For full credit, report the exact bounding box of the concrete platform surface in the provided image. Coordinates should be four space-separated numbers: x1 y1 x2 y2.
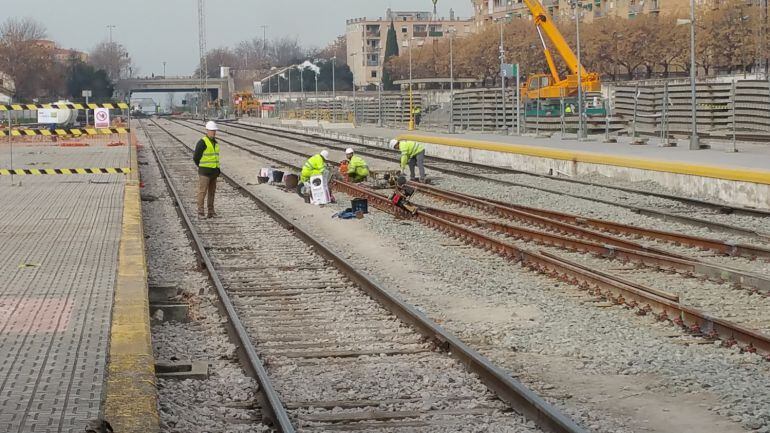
0 146 127 432
251 120 770 173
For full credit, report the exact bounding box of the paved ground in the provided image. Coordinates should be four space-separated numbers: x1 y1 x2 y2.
259 120 770 171
0 145 127 433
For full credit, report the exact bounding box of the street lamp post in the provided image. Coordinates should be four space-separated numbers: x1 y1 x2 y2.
332 56 336 122
689 0 700 150
403 38 414 130
163 61 166 77
573 1 586 140
449 28 455 133
499 20 506 133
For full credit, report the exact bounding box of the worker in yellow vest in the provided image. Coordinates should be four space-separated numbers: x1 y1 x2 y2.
389 138 426 182
344 148 369 183
193 121 221 218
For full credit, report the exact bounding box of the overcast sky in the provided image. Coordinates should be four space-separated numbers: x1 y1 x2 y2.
6 0 473 77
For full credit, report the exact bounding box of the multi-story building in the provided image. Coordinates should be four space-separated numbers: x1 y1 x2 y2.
346 9 474 88
33 40 89 63
471 0 688 24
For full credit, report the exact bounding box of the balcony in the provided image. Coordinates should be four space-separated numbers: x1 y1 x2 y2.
366 60 380 67
429 31 444 37
413 31 428 37
366 31 380 38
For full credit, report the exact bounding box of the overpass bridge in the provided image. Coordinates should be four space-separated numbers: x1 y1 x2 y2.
116 77 232 102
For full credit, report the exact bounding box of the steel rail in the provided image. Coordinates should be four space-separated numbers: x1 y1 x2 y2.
332 180 770 359
222 120 770 223
149 119 589 433
160 119 770 358
173 119 770 261
140 120 296 432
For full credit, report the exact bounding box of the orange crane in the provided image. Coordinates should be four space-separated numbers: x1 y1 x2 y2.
520 0 604 116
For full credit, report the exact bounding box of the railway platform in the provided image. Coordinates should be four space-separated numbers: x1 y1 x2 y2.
0 140 157 432
247 119 770 209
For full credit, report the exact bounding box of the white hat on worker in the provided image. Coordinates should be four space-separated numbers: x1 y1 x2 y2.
389 139 399 150
345 148 354 154
205 121 218 131
320 150 330 159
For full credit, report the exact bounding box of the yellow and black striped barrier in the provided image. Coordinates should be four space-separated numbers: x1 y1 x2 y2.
0 102 129 111
0 127 130 137
0 167 131 176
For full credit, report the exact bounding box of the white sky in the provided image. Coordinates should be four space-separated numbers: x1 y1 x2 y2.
6 0 474 76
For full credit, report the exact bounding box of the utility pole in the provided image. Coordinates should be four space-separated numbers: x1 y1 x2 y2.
499 20 506 133
332 56 336 121
260 25 268 56
163 61 166 77
197 0 208 119
449 28 455 133
688 0 699 150
573 1 586 140
106 25 116 44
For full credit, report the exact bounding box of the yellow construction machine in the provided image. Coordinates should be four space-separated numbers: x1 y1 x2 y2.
233 92 261 117
520 0 605 117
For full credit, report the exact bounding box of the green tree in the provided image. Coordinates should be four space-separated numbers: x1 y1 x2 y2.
382 20 399 90
66 61 113 100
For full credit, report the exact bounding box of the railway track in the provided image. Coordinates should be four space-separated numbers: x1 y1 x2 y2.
169 119 770 267
140 119 587 433
155 118 770 359
209 119 770 239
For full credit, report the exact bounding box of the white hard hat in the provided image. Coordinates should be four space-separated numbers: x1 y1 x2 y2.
205 121 218 131
320 150 330 159
345 148 354 154
389 139 399 150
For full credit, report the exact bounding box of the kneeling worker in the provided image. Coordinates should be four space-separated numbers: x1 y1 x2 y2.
345 148 369 183
389 138 425 183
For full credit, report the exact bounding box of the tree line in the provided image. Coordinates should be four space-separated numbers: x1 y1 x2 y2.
385 0 767 84
197 35 354 92
0 17 133 101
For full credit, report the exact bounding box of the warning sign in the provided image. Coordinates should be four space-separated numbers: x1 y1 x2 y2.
94 107 110 128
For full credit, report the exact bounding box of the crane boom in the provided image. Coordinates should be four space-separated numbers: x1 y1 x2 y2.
521 0 586 77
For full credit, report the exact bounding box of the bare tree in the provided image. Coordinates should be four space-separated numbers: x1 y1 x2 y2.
196 47 239 78
0 17 63 100
90 41 133 81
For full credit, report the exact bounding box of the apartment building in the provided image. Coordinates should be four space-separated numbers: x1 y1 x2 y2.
471 0 688 24
346 9 474 88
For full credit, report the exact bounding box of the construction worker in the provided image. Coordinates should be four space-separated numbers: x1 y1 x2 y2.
389 138 426 183
412 106 422 126
193 121 220 218
345 148 369 183
300 150 329 183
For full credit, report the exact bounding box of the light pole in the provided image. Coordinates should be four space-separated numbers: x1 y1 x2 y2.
351 53 357 123
260 25 268 55
449 28 455 133
163 61 166 77
332 56 336 121
499 19 506 133
314 68 319 122
688 0 699 150
106 25 116 44
572 1 586 140
403 38 414 130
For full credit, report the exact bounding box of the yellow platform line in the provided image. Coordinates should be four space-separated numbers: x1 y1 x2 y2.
103 143 160 432
398 134 770 185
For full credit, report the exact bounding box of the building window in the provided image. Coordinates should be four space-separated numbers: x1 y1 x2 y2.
402 26 408 33
371 71 378 78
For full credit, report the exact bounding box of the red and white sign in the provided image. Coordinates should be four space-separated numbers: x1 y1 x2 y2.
94 107 110 128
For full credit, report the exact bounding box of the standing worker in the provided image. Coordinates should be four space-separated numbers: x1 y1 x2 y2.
389 138 426 183
344 148 369 183
193 121 221 218
412 106 422 127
